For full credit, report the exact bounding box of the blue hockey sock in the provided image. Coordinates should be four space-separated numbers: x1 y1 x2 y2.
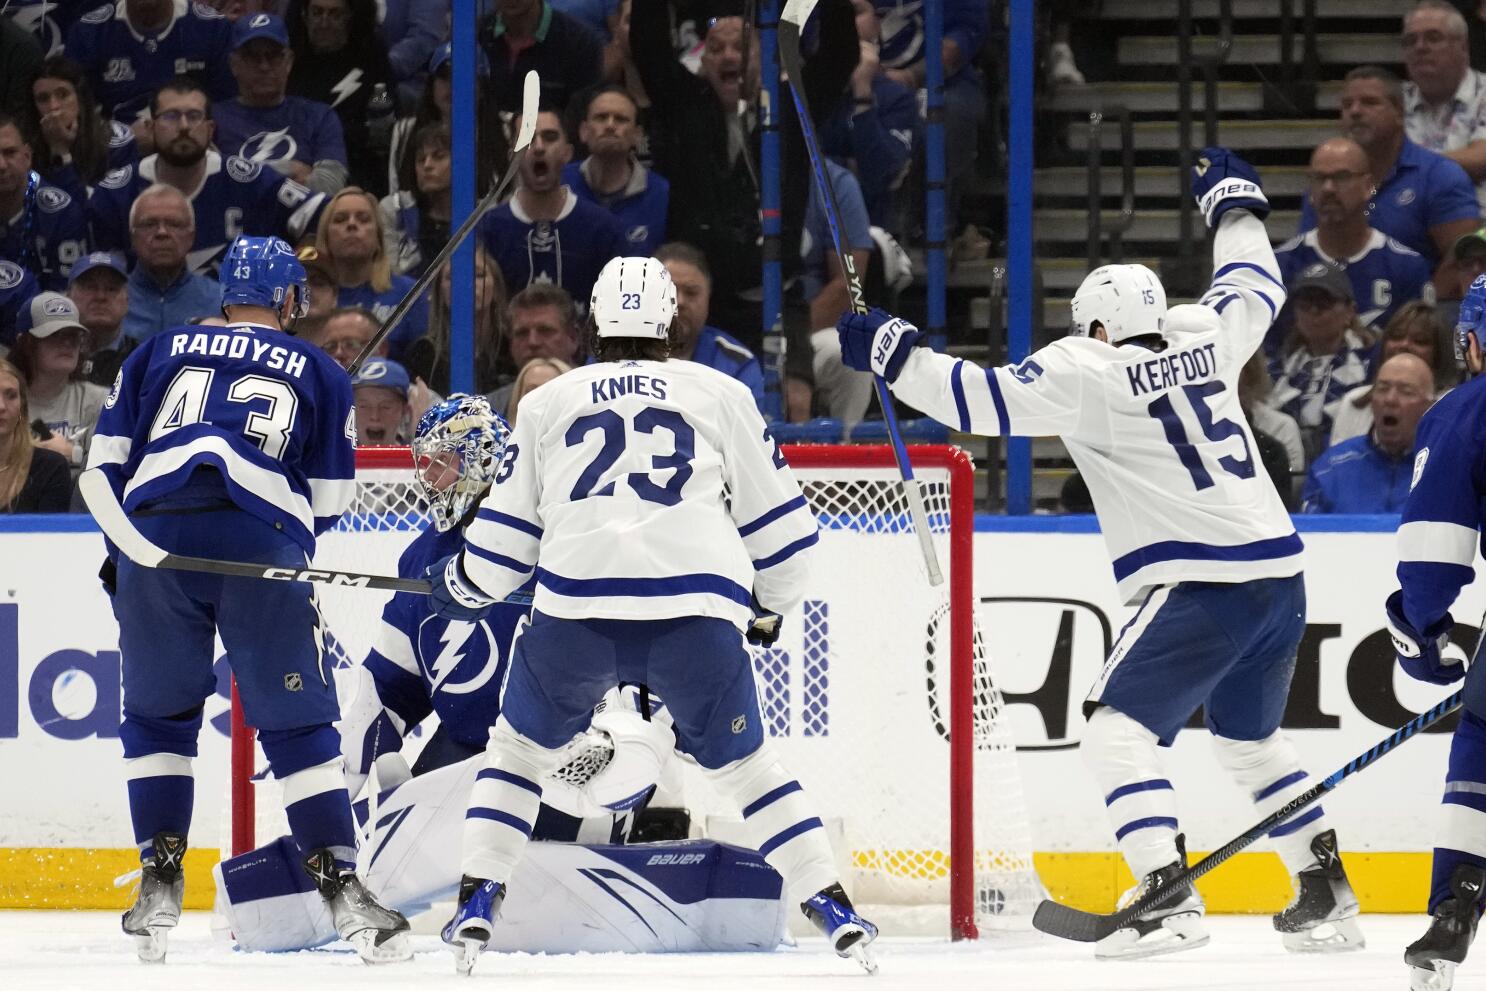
120 709 203 859
1432 711 1486 913
260 725 357 869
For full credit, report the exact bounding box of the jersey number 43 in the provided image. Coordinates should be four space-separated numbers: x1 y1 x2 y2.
150 365 298 460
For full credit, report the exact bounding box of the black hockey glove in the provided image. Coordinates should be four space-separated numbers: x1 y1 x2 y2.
99 557 117 598
746 613 783 647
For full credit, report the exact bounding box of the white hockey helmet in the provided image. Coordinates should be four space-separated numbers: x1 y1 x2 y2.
590 256 677 340
1069 264 1167 343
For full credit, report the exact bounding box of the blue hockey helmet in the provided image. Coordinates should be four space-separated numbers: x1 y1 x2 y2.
1457 273 1486 365
220 235 310 320
412 394 512 532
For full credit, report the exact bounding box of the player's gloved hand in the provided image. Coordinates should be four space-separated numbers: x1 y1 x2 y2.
1192 146 1270 227
98 556 117 598
746 594 784 646
425 553 494 622
1385 590 1465 685
837 307 923 383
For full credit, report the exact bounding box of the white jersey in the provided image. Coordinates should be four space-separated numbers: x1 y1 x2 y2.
461 358 817 628
892 212 1302 602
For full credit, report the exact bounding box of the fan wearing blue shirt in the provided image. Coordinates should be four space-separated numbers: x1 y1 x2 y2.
655 241 764 409
479 109 625 318
213 14 348 195
1301 352 1434 513
122 184 222 341
0 114 89 290
1298 67 1479 272
562 86 668 257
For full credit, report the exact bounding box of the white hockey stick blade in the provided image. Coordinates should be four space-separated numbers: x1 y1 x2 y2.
513 71 539 151
80 468 166 567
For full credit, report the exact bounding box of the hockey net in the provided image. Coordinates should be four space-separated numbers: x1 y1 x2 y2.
229 444 1043 940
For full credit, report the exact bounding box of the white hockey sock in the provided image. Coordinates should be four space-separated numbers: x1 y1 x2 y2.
706 745 839 905
461 720 563 884
1083 707 1181 880
1212 731 1327 875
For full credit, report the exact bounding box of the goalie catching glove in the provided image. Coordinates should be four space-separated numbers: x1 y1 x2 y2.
837 307 923 383
1191 146 1269 228
1384 590 1465 686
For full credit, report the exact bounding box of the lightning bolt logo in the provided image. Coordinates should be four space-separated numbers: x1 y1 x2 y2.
428 621 477 691
329 70 363 108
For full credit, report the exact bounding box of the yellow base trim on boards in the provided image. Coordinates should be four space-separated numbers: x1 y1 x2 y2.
0 848 220 910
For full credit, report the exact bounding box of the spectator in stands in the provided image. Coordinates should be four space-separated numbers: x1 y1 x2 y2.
381 123 452 277
564 86 668 256
123 184 222 341
1266 262 1378 463
382 0 449 109
1301 352 1434 513
655 241 763 405
504 355 572 422
1329 300 1456 446
1441 224 1486 325
479 109 626 313
9 291 108 475
819 0 918 234
602 0 653 127
0 358 70 513
24 57 138 197
1304 65 1479 277
0 17 44 122
297 245 339 318
66 251 135 386
1404 1 1486 212
215 0 273 22
403 246 510 396
479 0 603 115
313 186 427 358
1239 353 1304 508
316 305 385 369
65 0 236 128
215 13 349 195
485 282 581 412
351 356 412 444
87 78 326 274
0 257 41 351
388 43 506 201
1276 137 1434 345
0 115 89 291
285 0 393 192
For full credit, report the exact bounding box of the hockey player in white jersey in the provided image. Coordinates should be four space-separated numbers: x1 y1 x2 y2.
837 148 1362 959
425 256 878 975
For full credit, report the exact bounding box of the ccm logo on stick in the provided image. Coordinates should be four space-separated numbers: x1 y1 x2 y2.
260 568 371 586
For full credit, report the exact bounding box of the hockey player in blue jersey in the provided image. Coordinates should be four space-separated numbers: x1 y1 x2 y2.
838 148 1364 960
1385 274 1486 991
427 256 878 976
84 235 411 964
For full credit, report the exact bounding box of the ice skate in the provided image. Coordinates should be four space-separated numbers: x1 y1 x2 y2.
441 875 505 976
120 831 186 963
302 848 411 964
801 882 879 974
1406 864 1484 991
1096 839 1208 960
1273 829 1364 953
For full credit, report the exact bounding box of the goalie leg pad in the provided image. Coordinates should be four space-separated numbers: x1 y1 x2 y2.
1211 731 1327 874
260 726 357 868
1082 706 1181 881
706 743 838 905
121 709 202 855
1434 711 1486 914
461 717 564 883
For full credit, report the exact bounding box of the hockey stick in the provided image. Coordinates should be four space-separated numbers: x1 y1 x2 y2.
777 0 942 585
1033 689 1465 942
346 70 541 377
79 468 535 604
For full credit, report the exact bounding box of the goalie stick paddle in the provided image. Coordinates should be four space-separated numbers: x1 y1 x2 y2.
347 70 541 377
79 469 535 604
1032 689 1465 942
777 0 942 586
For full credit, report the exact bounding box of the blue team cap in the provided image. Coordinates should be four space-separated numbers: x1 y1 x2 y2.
351 358 411 396
68 251 128 285
233 12 290 51
428 42 491 78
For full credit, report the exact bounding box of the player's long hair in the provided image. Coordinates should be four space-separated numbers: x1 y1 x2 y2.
22 57 113 187
0 360 36 510
315 187 394 295
589 318 683 362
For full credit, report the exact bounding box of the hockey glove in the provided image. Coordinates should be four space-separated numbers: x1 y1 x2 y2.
1385 590 1464 686
747 613 783 647
426 553 495 622
1192 146 1270 227
98 556 117 598
838 307 923 383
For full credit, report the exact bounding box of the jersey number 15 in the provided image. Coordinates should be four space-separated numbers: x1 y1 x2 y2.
1146 381 1254 491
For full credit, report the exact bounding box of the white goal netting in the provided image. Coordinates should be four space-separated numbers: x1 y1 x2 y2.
231 444 1043 939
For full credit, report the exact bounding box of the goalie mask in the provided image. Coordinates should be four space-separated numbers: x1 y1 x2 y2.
412 394 510 532
1069 264 1166 343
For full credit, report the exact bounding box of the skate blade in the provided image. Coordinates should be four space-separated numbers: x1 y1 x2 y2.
1410 960 1457 991
452 936 485 977
132 926 169 963
347 927 412 965
1095 911 1209 961
1281 915 1365 954
846 941 878 975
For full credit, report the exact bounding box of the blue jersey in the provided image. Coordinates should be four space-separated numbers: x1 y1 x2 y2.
1 179 89 290
86 321 357 554
65 0 236 123
7 0 86 56
820 74 918 229
1274 230 1434 333
562 159 669 257
0 259 40 347
875 0 987 78
46 119 143 203
1300 434 1413 513
690 325 763 407
1394 375 1486 633
335 277 427 361
478 189 627 317
212 96 348 170
88 151 325 274
361 523 528 751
